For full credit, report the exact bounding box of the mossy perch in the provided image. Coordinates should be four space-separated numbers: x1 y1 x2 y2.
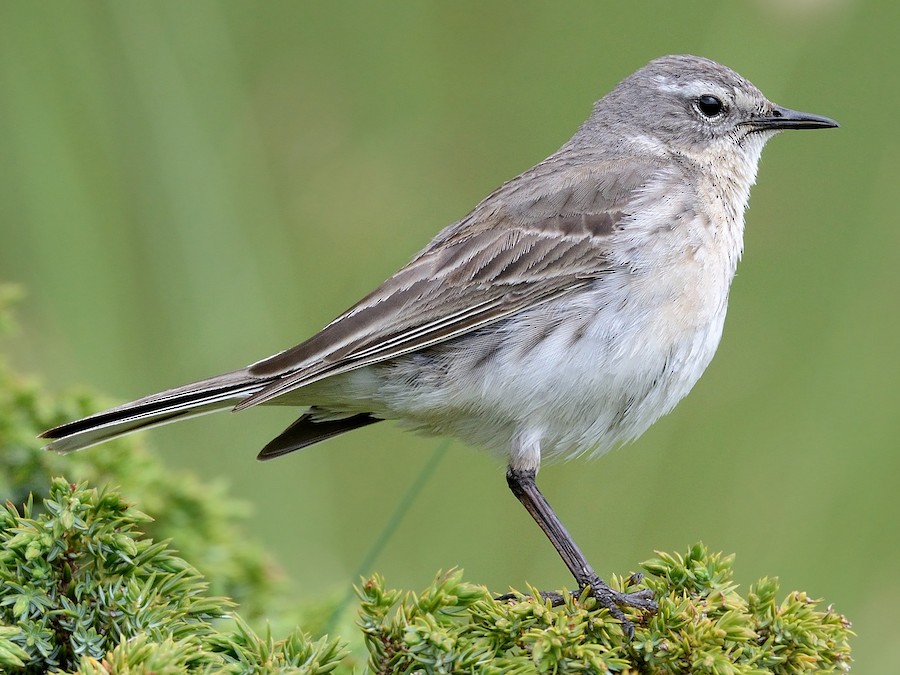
0 289 853 672
0 480 851 673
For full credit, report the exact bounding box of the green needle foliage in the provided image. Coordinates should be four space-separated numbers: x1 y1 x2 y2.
357 548 851 674
0 288 853 673
0 284 277 622
0 479 347 673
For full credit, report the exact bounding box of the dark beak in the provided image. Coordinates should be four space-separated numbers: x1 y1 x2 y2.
749 105 839 131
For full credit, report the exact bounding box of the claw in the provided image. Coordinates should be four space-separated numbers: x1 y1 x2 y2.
496 582 657 639
585 584 658 639
494 590 567 606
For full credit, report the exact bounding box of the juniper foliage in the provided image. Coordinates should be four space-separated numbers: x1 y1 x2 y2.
0 287 853 673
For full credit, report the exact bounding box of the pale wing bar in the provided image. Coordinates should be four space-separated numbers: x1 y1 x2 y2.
237 225 617 409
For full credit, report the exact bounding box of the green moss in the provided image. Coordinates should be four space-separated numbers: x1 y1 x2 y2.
0 486 852 674
356 549 851 674
0 480 346 673
0 283 277 622
0 290 853 672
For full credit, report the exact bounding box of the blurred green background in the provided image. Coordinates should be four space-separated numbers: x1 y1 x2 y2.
1 0 896 669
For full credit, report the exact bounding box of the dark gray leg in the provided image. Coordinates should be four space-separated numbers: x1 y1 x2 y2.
504 467 657 637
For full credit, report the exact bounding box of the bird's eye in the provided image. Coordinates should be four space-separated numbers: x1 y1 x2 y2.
696 94 724 117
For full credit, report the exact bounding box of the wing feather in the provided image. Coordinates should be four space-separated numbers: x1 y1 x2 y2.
237 229 610 409
237 158 659 410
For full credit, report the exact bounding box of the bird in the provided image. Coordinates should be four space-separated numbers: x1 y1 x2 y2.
42 55 838 636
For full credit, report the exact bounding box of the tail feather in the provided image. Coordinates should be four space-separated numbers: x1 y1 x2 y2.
41 369 261 454
257 412 381 460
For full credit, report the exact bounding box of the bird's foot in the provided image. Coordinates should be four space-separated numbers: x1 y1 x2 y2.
497 573 657 639
580 573 657 639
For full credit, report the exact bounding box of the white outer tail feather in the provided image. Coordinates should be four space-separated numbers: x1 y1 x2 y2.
41 369 262 454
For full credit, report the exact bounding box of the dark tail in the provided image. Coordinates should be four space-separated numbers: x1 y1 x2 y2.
256 412 380 460
41 368 261 454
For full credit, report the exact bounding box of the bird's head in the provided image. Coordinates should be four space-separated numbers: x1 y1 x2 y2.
583 55 838 179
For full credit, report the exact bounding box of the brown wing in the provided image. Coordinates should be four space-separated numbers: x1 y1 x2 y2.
237 158 658 409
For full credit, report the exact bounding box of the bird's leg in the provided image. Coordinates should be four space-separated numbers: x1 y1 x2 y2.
503 467 657 637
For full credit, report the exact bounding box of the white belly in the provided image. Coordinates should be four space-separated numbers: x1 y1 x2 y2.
327 269 729 468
